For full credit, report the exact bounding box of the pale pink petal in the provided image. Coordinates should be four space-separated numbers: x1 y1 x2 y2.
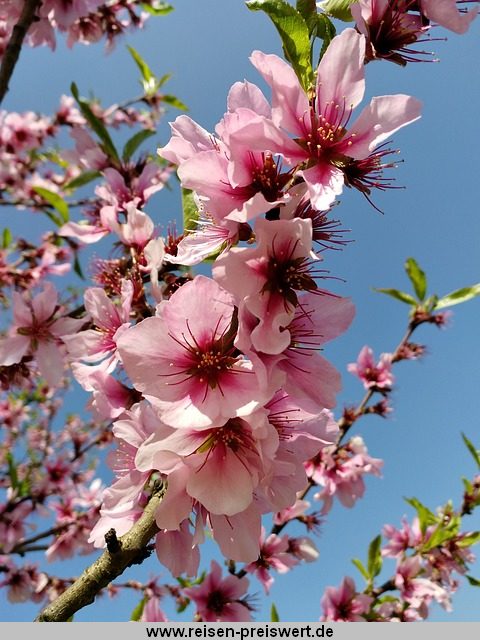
250 50 309 136
317 28 365 110
210 504 262 562
226 80 271 116
0 335 30 366
36 341 64 387
31 282 57 323
158 115 217 164
156 521 200 578
58 221 109 244
346 95 422 159
421 0 478 33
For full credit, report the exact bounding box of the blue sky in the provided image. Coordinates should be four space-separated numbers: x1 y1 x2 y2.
1 0 480 622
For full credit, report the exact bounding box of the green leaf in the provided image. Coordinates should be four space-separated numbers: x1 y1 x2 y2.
367 534 383 579
122 129 155 162
71 83 120 164
6 452 19 491
374 288 417 305
130 597 146 621
405 497 437 534
141 1 174 16
461 433 480 470
351 557 369 581
162 94 188 111
466 575 480 587
435 284 480 310
246 0 314 92
127 46 158 96
73 253 85 280
315 13 336 61
64 170 101 191
318 0 354 21
270 603 280 622
457 532 480 548
32 187 69 223
2 227 12 249
422 516 461 551
405 257 427 301
296 0 318 36
182 188 199 232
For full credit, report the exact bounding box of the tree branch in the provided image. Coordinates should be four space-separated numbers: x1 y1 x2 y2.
35 483 164 622
0 0 43 106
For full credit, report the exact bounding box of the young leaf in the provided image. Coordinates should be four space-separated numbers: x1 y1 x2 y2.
374 288 417 305
466 575 480 587
161 94 188 111
405 497 437 533
405 257 427 301
6 452 19 491
32 187 69 223
141 1 174 16
64 170 101 191
318 0 354 21
461 433 480 470
367 534 383 579
182 188 199 232
73 253 85 280
2 227 12 249
246 0 314 92
351 557 369 581
127 46 157 95
130 597 146 621
316 13 336 61
456 532 480 548
435 284 480 310
270 603 280 622
296 0 318 36
122 129 155 162
71 83 120 164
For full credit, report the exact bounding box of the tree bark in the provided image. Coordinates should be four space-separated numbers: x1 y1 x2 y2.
35 484 163 622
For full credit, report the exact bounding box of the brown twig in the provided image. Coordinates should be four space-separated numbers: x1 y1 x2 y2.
35 482 164 622
0 0 43 106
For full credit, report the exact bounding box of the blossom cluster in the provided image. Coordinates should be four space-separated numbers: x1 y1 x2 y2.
0 0 166 58
0 0 479 624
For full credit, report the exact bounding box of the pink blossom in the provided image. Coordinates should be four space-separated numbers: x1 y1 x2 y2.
184 560 253 622
347 345 394 390
63 279 133 377
245 528 298 593
233 29 421 209
0 282 84 387
351 0 429 65
214 217 318 355
117 276 272 429
308 436 383 514
141 596 168 622
321 576 373 621
382 517 425 558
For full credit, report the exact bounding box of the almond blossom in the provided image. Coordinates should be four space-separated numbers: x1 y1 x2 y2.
0 282 83 387
183 560 253 622
229 28 421 209
347 345 394 389
117 275 273 429
321 576 373 621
